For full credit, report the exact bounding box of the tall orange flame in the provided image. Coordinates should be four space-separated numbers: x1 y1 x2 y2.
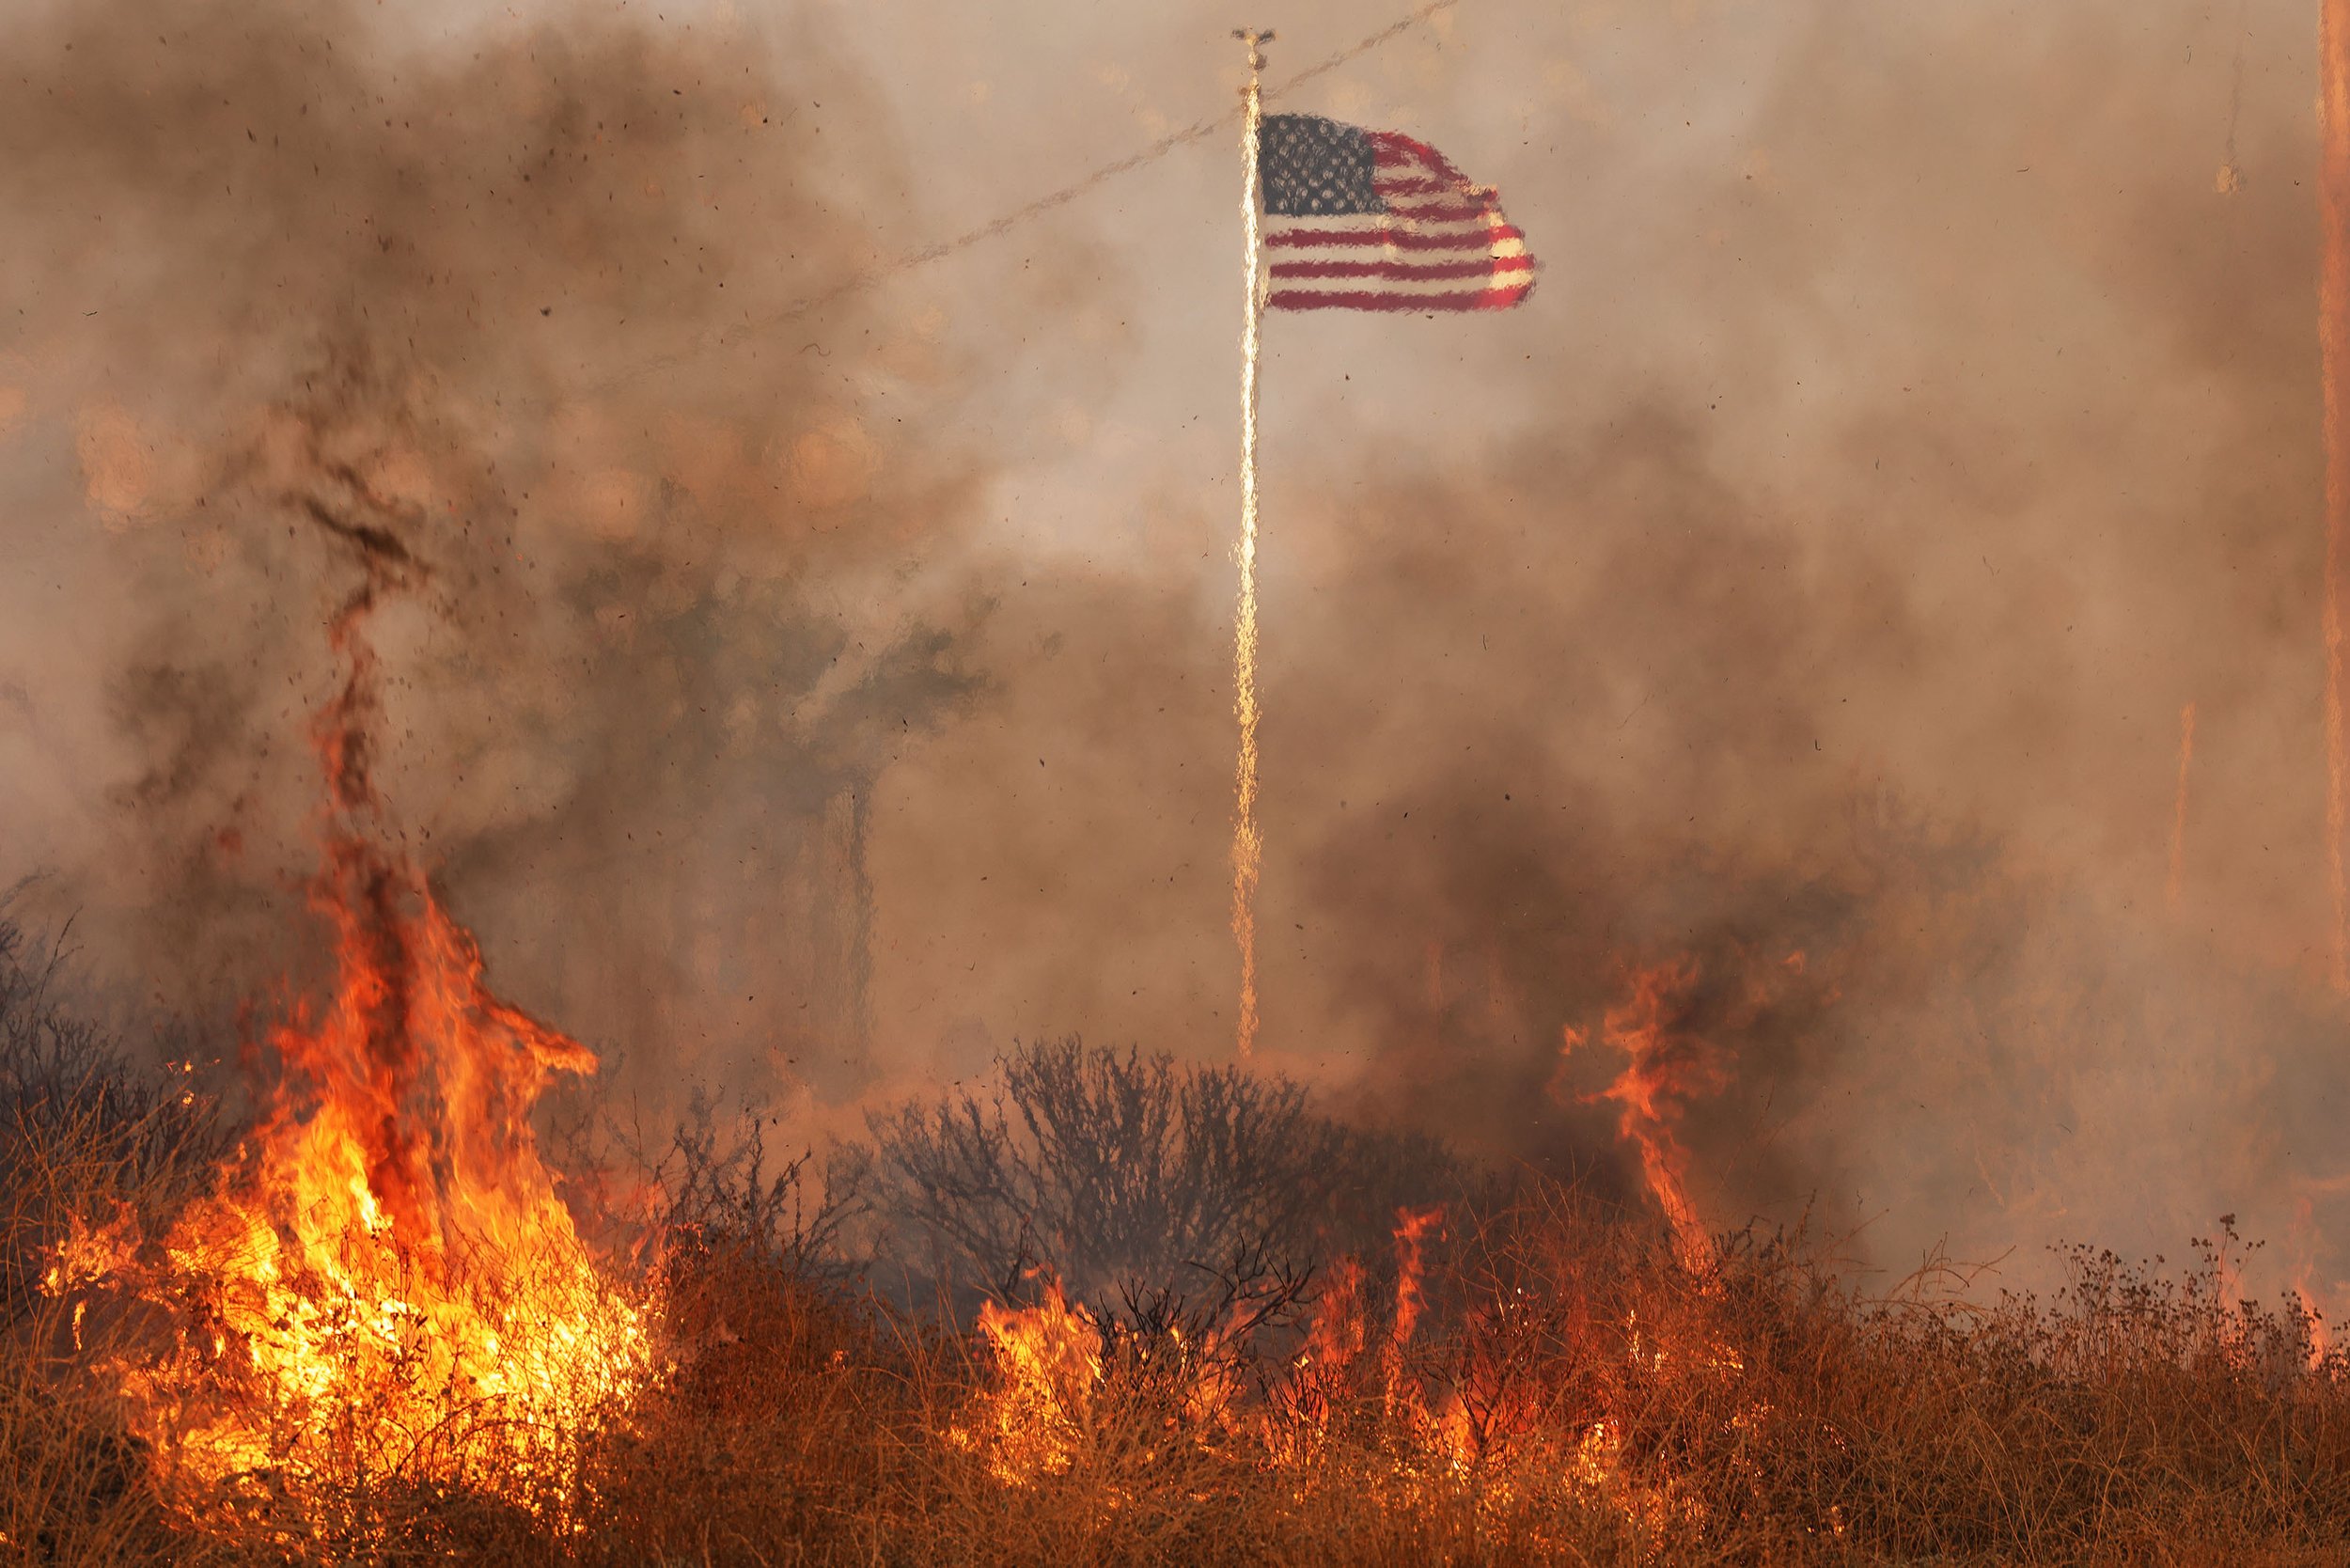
46 572 653 1515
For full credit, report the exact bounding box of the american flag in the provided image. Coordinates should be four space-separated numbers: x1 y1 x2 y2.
1258 114 1534 312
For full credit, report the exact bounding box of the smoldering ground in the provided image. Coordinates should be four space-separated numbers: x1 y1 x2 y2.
2 0 2348 1310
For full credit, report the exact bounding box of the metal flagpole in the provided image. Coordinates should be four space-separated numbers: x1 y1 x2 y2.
1231 26 1273 1058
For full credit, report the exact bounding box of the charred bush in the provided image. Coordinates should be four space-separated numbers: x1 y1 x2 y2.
630 1089 856 1278
844 1037 1467 1308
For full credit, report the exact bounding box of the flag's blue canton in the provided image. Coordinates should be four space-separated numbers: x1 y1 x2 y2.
1260 115 1382 217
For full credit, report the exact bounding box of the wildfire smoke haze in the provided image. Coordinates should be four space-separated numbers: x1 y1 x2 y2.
6 0 2350 1560
0 0 995 1108
2169 701 2197 910
2326 0 2350 989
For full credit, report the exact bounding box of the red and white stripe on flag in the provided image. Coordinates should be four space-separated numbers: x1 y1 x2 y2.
1263 132 1534 312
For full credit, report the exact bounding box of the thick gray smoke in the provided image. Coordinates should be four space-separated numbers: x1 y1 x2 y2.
3 0 2346 1310
850 0 2350 1302
0 0 1034 1110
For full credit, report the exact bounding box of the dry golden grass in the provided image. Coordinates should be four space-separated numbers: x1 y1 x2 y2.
14 1137 2350 1567
5 948 2345 1567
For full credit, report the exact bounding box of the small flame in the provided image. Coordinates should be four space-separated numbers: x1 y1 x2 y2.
2299 1285 2335 1373
2289 1188 2342 1373
954 1277 1104 1484
1302 1257 1367 1380
1559 960 1723 1271
1385 1204 1445 1424
1389 1205 1444 1351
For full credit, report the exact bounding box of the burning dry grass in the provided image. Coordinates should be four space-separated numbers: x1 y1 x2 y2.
4 996 2347 1566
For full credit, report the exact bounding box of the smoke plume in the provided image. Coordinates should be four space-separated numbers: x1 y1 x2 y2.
0 0 1024 1110
3 0 2347 1312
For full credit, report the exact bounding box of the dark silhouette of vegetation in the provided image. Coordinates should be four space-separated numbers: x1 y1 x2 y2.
843 1036 1467 1299
0 904 227 1326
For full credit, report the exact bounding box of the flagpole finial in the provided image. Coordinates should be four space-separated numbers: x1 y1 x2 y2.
1231 27 1275 75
